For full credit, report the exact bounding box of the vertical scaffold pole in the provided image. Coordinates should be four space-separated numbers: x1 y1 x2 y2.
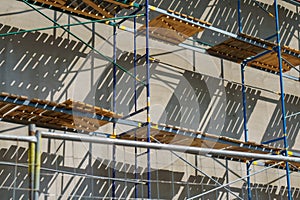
241 63 251 200
238 0 242 33
133 16 139 199
112 23 117 199
28 124 36 200
145 0 151 198
34 131 41 200
274 1 292 200
90 21 95 196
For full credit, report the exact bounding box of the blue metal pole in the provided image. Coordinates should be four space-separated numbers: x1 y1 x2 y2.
241 63 249 142
241 63 251 200
133 22 137 114
112 23 117 199
145 0 151 198
238 0 242 33
133 16 138 199
274 1 292 199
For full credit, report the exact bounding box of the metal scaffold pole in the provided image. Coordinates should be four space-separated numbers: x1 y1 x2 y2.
34 131 41 200
41 131 300 163
238 0 242 33
112 22 117 199
241 62 252 200
28 124 36 200
145 0 151 198
274 1 292 199
238 2 252 198
133 15 139 199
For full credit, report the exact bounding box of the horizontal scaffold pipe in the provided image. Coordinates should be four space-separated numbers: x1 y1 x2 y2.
0 14 143 37
0 134 37 143
41 132 300 163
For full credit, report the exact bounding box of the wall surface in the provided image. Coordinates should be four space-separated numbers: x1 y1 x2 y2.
0 0 299 199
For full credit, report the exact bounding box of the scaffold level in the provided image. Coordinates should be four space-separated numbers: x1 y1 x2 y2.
21 0 300 74
1 92 300 171
207 33 300 72
22 0 135 19
139 10 211 44
0 92 121 132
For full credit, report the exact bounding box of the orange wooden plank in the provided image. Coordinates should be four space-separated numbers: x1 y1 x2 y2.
139 14 207 44
208 34 300 72
82 0 114 18
103 0 133 8
32 0 107 19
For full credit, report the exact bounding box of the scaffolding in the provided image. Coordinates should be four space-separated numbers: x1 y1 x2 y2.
0 0 300 199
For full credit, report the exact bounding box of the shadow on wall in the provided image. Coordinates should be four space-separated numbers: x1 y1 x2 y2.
0 145 30 199
0 145 181 199
178 174 227 199
159 70 211 130
199 0 299 46
245 183 300 200
86 51 260 139
85 51 158 114
151 0 211 18
86 51 212 127
1 145 299 199
261 94 300 149
206 82 261 139
153 69 260 139
0 23 86 100
159 71 260 139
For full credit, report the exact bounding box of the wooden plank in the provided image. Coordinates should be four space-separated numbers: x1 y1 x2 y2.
29 0 108 19
0 104 20 116
146 16 188 44
206 48 243 63
3 109 25 120
162 16 202 36
139 14 207 45
208 33 300 72
282 52 300 66
0 92 11 98
0 95 121 132
52 0 66 5
61 99 121 118
0 92 28 101
82 0 114 18
103 0 133 8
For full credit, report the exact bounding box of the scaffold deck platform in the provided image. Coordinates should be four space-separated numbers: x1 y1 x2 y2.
0 92 121 132
22 0 300 74
1 92 299 171
139 10 211 44
22 0 135 19
207 33 300 72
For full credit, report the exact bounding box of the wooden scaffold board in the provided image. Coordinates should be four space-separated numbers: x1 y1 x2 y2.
1 92 300 170
0 92 121 132
119 124 300 170
23 0 135 20
139 10 211 45
207 33 300 72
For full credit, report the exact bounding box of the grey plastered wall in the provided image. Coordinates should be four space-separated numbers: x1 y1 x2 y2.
0 0 299 199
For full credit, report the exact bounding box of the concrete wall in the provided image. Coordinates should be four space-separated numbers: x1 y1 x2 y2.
0 0 299 199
